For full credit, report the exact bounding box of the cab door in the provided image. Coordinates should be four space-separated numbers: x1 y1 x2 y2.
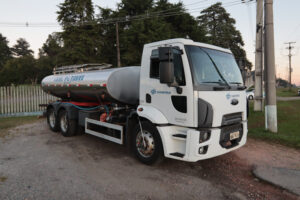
140 44 194 127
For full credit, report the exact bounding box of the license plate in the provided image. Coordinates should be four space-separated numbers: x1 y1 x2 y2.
230 131 240 140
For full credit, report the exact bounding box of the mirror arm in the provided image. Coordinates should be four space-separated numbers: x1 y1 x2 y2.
168 82 183 94
175 86 183 94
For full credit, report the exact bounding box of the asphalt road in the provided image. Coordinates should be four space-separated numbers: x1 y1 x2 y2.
0 120 298 200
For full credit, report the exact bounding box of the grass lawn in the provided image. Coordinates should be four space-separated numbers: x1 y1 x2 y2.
248 100 300 149
0 116 39 138
276 87 299 97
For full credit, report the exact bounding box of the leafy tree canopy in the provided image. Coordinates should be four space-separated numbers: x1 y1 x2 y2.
57 0 94 28
11 38 34 57
198 2 252 70
0 55 37 85
0 33 11 70
0 0 253 86
57 0 103 65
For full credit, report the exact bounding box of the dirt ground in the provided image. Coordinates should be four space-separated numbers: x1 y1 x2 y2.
0 120 299 200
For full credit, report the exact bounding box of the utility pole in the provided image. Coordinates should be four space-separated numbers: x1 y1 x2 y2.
116 22 121 67
284 42 296 90
264 0 277 132
254 0 264 111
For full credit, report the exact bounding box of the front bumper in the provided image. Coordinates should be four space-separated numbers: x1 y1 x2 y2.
157 121 247 162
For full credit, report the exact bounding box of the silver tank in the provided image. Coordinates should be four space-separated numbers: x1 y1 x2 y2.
41 66 140 105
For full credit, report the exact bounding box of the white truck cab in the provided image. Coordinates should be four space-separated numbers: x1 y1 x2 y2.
137 38 247 162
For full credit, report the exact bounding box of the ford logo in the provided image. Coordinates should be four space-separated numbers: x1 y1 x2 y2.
231 99 239 105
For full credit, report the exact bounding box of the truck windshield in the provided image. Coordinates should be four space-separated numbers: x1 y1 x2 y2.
185 45 243 88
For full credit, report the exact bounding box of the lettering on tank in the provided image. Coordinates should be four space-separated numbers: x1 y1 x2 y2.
54 75 85 83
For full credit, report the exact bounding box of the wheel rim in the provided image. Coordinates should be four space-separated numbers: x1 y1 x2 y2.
136 130 155 158
60 113 68 133
49 111 56 128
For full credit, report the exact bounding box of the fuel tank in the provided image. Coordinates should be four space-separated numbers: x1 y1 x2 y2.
41 66 140 105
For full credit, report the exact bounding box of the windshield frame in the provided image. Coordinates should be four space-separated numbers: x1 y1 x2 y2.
184 45 244 91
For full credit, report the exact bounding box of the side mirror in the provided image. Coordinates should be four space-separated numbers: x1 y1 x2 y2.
158 47 174 84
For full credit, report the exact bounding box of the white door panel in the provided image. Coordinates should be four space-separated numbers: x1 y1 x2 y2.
140 43 195 127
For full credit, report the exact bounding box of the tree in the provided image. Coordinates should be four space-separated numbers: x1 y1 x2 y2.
35 56 54 83
38 32 64 67
121 19 173 65
0 33 12 70
96 7 119 66
198 3 252 70
39 33 63 58
57 0 94 27
154 0 207 42
11 38 34 57
0 55 37 85
96 0 206 66
117 0 153 16
57 0 103 65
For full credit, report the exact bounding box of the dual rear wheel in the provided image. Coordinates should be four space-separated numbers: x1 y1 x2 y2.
46 108 77 137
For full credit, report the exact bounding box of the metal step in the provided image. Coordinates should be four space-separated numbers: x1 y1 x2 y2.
172 134 186 138
172 134 187 141
170 152 185 158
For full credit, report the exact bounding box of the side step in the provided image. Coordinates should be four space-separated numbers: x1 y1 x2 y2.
172 134 186 141
172 134 186 138
170 152 185 158
85 118 123 144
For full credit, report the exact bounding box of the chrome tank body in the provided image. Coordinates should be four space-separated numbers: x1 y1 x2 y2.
41 67 140 105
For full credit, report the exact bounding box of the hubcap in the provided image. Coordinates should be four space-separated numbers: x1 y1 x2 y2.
136 130 155 158
60 113 68 133
49 111 55 128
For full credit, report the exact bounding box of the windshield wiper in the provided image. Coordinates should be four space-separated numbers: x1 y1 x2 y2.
202 81 226 85
202 81 227 90
229 82 242 85
229 82 247 90
200 48 231 89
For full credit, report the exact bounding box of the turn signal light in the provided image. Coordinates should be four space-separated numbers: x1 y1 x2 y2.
199 131 211 143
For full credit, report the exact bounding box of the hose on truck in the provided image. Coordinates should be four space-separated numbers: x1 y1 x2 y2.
62 102 110 114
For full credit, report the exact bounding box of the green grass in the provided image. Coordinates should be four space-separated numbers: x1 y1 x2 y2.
0 116 39 138
248 101 300 149
276 87 299 97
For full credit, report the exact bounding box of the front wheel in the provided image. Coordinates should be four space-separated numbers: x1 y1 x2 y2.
132 121 163 165
58 109 77 137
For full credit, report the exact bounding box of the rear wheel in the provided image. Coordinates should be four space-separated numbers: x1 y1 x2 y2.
47 108 59 132
58 109 77 137
132 121 163 165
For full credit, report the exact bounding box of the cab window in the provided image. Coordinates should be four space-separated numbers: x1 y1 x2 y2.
149 48 185 86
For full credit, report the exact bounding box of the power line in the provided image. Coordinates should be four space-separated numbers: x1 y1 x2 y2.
0 0 255 28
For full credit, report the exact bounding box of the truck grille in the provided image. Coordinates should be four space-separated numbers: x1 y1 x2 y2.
219 124 243 149
221 112 242 126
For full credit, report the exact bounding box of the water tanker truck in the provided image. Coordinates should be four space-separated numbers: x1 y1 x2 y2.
42 38 248 164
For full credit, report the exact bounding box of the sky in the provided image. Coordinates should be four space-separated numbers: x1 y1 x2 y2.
0 0 300 85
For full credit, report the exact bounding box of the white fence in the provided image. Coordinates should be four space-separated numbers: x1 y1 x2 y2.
0 85 59 117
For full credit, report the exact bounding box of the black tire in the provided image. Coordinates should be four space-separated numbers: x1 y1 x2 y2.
58 109 77 137
132 121 164 165
47 107 59 132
